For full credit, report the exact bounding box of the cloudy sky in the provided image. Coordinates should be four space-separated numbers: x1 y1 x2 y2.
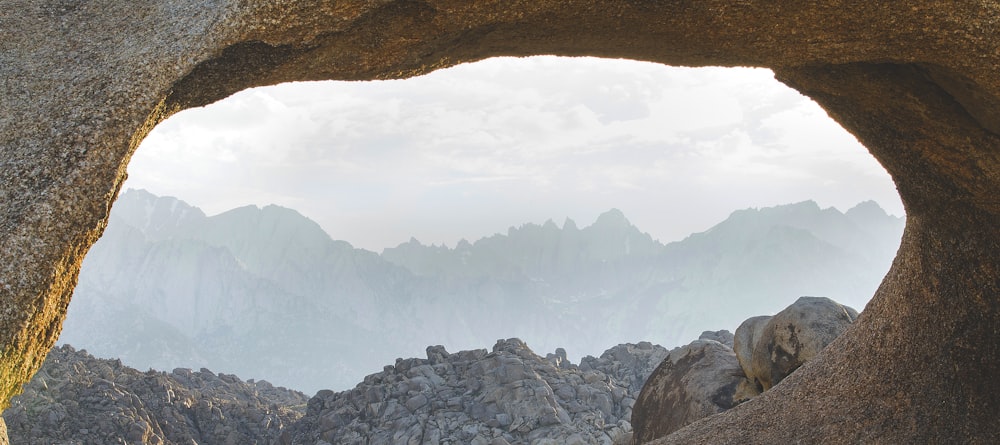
127 56 903 251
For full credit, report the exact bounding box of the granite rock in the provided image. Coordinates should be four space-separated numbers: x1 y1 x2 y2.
746 297 858 391
3 1 1000 443
280 339 668 445
4 345 309 445
630 340 744 442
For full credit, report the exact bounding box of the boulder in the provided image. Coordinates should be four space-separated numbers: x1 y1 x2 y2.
747 297 858 391
630 340 744 443
732 316 771 389
634 297 859 442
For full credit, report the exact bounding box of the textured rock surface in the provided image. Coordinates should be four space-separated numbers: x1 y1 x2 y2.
280 339 667 445
732 316 771 386
630 340 744 443
745 297 857 391
633 299 856 443
4 345 308 444
3 1 1000 443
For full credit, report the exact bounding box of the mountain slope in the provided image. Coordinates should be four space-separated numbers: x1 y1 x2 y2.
59 189 903 394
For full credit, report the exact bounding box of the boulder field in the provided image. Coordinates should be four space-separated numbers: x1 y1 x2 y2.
2 1 998 443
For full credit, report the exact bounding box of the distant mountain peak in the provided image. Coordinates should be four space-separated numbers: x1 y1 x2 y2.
593 208 630 227
560 218 577 231
113 188 206 236
846 200 891 219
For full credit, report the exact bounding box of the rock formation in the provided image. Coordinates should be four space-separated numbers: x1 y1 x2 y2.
630 339 744 443
280 339 667 445
632 300 857 442
2 1 999 443
741 297 858 391
5 340 669 444
4 345 309 444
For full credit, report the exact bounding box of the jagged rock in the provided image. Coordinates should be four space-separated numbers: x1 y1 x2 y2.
697 331 734 349
746 297 858 391
630 340 744 443
280 339 667 445
4 345 309 445
3 2 1000 444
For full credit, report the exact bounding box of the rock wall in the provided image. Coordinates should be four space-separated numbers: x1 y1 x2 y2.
2 1 999 443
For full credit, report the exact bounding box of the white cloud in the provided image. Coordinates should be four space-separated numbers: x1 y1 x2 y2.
127 57 902 251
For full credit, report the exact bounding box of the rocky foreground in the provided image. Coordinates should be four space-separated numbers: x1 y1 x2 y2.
3 296 859 444
3 345 309 444
4 296 858 445
4 339 671 444
278 339 671 445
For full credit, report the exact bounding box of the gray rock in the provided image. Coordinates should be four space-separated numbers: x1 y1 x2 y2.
747 296 858 390
732 315 772 393
698 330 735 348
4 345 309 445
281 339 667 445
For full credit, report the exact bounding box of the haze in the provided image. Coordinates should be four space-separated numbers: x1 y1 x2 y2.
126 56 903 251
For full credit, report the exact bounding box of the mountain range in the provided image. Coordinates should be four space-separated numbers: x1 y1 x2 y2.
58 189 903 394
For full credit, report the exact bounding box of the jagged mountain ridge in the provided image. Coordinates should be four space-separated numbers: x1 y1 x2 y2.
59 189 903 394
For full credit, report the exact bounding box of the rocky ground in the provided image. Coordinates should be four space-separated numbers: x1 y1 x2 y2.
4 339 671 445
3 345 309 444
4 297 854 444
278 338 672 445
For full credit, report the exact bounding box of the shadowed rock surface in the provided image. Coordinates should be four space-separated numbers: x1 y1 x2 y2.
630 340 744 443
3 1 999 443
3 345 308 445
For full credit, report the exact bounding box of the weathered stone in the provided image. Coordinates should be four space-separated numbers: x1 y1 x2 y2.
281 339 666 444
634 297 858 442
746 297 857 391
630 340 744 443
698 330 734 349
4 345 309 445
3 2 1000 443
732 316 770 389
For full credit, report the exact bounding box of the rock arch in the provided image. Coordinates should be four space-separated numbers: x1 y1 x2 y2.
1 1 997 443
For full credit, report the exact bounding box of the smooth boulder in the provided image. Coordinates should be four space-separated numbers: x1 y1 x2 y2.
631 340 744 443
746 297 858 391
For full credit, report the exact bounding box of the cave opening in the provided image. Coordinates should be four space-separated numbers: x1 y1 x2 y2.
55 57 904 395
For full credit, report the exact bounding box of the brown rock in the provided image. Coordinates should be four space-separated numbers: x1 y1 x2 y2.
3 2 999 444
631 340 744 443
732 315 770 388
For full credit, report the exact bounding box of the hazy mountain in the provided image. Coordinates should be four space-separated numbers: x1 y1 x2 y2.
59 189 903 394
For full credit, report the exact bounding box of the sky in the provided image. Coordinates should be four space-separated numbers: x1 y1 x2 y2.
127 56 903 252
